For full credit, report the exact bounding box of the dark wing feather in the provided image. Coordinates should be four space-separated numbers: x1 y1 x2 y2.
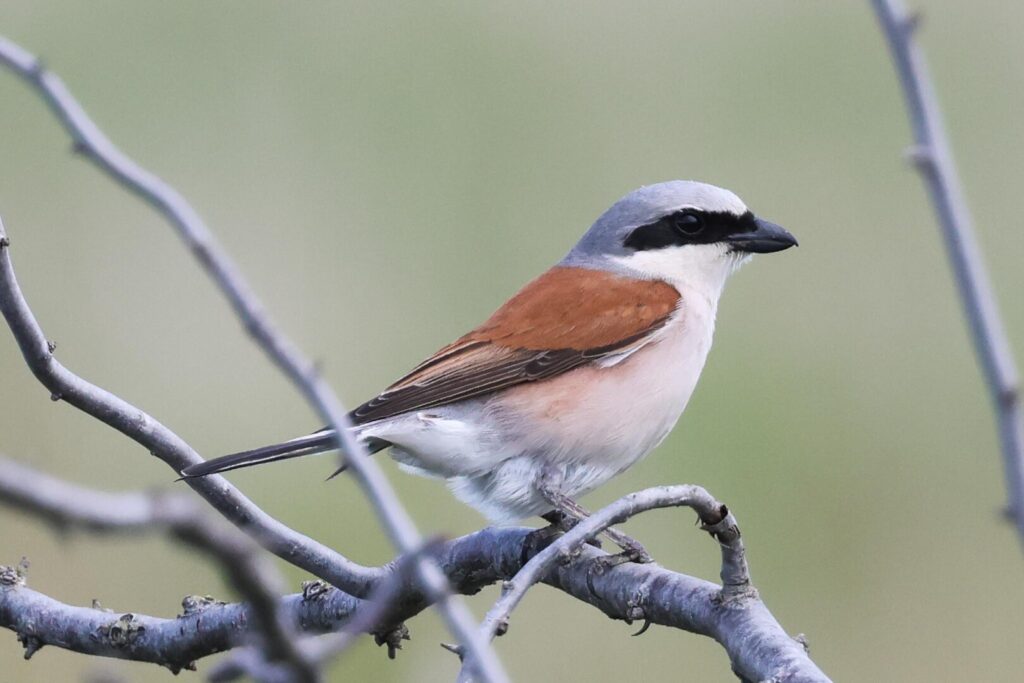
350 266 681 425
349 324 665 425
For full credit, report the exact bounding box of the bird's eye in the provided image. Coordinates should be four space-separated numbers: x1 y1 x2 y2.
672 212 704 236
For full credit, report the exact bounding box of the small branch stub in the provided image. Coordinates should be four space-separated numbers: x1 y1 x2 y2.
899 9 924 35
374 623 410 660
441 642 466 660
19 633 43 659
903 144 933 169
0 565 26 587
179 595 225 616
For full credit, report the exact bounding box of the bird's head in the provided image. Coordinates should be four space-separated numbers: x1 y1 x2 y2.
563 180 797 296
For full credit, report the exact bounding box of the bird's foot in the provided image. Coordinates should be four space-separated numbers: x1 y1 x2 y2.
601 529 652 565
540 509 576 532
593 547 652 571
540 510 603 549
522 523 563 563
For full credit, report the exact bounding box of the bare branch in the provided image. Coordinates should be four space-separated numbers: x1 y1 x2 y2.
1 578 341 674
0 214 381 594
0 455 316 681
0 455 826 680
0 34 504 679
0 456 177 532
1 516 828 681
870 0 1024 545
475 486 749 648
460 486 824 683
208 539 441 682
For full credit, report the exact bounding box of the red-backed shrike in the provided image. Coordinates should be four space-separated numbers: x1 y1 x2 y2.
183 181 796 556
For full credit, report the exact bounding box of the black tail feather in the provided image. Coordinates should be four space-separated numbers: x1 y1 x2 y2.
180 432 390 479
324 437 390 480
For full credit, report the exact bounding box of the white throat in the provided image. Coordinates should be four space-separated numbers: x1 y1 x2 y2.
608 244 751 304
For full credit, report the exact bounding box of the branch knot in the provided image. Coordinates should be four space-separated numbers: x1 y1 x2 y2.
301 579 332 602
899 10 924 36
179 594 225 617
700 505 740 543
0 566 24 587
0 558 29 587
99 613 146 648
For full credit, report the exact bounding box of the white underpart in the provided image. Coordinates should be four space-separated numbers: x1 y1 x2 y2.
358 243 751 524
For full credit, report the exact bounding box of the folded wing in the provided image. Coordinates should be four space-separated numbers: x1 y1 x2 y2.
351 266 680 424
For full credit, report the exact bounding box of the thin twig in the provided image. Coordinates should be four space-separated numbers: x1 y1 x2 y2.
459 485 757 682
0 214 380 594
0 455 316 681
0 34 505 679
870 0 1024 546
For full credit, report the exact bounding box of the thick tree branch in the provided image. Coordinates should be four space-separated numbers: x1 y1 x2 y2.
870 0 1024 545
0 34 504 680
0 456 827 681
0 577 352 675
0 529 829 681
0 455 316 681
2 533 828 682
0 450 826 680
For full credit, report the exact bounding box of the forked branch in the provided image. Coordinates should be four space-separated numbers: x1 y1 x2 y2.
1 457 828 681
458 484 771 682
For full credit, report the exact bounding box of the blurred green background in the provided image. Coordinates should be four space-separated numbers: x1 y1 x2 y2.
1 1 1023 681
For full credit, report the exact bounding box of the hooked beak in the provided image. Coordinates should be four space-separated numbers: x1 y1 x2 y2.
726 217 798 254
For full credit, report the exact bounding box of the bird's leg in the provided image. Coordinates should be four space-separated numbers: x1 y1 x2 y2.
540 509 575 532
522 518 564 564
540 509 603 549
536 467 651 564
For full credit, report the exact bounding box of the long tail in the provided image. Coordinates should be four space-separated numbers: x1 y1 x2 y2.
179 431 390 479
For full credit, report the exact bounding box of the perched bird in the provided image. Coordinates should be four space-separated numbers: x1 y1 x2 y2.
182 181 796 556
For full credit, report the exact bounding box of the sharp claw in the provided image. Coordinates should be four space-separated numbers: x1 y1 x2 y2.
610 539 652 565
593 548 651 571
601 527 652 564
631 619 653 637
622 547 653 565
